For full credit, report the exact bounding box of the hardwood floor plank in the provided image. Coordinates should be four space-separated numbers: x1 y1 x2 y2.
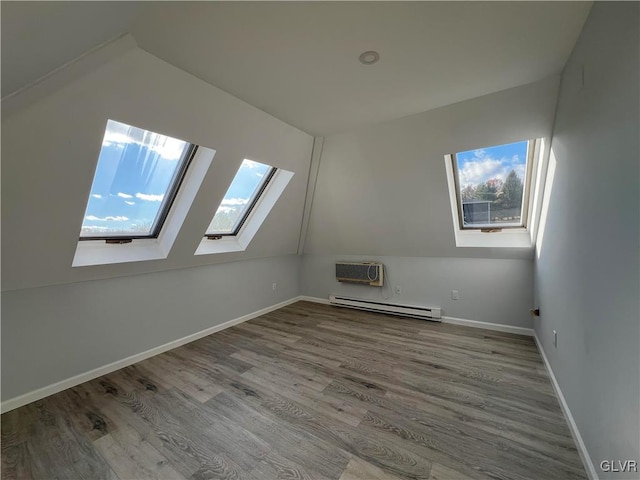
48 388 114 443
428 462 476 480
240 367 366 427
29 400 119 479
206 391 350 480
1 301 586 480
141 353 225 403
339 456 406 480
93 429 185 480
249 449 333 480
256 394 433 479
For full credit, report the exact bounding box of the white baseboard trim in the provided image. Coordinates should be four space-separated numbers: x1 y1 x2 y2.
533 332 598 480
442 315 534 336
1 296 303 414
300 296 534 336
298 295 331 305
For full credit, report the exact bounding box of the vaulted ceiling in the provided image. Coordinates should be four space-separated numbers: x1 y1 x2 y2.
2 1 592 135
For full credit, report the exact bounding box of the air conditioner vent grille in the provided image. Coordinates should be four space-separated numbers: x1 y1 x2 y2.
335 262 383 287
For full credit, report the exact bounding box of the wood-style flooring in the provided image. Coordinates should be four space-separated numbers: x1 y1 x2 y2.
1 301 586 480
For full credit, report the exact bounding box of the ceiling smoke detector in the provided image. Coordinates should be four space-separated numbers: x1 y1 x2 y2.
359 51 380 65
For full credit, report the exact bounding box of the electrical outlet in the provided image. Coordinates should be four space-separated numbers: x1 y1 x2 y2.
272 282 277 291
395 286 401 295
553 330 557 348
451 290 459 300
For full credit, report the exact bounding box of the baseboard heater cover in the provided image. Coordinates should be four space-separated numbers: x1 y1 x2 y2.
329 294 441 321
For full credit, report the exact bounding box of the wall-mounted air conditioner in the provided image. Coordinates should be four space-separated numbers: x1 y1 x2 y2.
335 261 383 287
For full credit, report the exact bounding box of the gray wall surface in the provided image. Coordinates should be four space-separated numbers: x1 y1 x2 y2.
302 254 533 329
1 44 313 291
299 67 556 333
1 255 300 402
534 3 640 478
303 77 559 259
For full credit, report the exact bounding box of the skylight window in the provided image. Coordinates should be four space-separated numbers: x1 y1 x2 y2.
80 120 196 240
205 159 276 237
444 138 547 249
452 140 532 229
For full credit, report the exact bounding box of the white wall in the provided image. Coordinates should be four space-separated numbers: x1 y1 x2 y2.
534 3 639 478
304 77 559 259
1 40 313 291
302 254 533 328
1 39 313 404
1 254 300 402
301 78 560 328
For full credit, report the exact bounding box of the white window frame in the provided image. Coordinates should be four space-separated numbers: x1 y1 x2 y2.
72 147 216 266
444 138 549 248
205 163 277 237
195 168 294 256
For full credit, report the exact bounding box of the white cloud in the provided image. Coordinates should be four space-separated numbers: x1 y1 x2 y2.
241 159 263 169
221 197 248 206
458 151 525 186
135 192 164 202
216 206 237 214
85 215 129 221
81 226 111 233
117 192 133 199
459 159 504 186
102 124 187 161
125 201 135 205
92 194 103 199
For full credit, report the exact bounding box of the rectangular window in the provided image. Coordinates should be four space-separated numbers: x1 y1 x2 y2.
452 140 533 229
205 159 276 237
80 120 196 240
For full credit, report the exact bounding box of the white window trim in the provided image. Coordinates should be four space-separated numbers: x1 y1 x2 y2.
72 147 216 267
444 138 549 249
195 168 294 256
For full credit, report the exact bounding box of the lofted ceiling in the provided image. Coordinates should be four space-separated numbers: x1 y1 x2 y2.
2 2 591 135
1 1 144 97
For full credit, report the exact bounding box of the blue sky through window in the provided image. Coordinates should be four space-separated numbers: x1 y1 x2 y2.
206 159 273 234
455 140 529 226
80 120 190 237
456 141 528 187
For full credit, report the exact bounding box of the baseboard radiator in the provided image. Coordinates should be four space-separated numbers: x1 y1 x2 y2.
329 294 442 321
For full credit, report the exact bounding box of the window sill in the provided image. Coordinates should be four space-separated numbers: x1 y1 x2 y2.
72 147 215 267
195 168 294 256
453 228 534 248
194 235 247 256
444 138 549 250
72 239 167 266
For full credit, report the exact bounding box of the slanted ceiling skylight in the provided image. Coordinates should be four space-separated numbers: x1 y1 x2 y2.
80 120 195 241
73 119 215 267
75 119 290 265
205 159 275 238
453 140 531 230
444 137 547 249
195 161 294 256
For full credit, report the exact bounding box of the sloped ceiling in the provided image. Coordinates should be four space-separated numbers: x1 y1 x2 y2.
1 1 144 96
2 1 592 135
0 2 593 289
1 46 313 291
